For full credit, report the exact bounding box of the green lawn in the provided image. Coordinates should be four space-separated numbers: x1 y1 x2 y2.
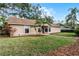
53 32 75 37
0 34 75 56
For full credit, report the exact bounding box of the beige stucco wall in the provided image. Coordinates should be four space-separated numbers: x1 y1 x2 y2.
30 27 37 35
10 25 30 36
10 25 42 36
10 25 60 36
50 27 60 33
30 27 43 35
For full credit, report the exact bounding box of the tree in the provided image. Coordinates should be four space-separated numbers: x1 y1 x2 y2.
0 4 8 27
33 5 54 33
0 3 54 27
14 3 33 18
0 16 6 27
0 3 54 24
65 7 79 29
44 16 54 25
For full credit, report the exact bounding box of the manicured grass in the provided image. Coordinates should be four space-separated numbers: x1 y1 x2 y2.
0 35 75 56
53 32 75 37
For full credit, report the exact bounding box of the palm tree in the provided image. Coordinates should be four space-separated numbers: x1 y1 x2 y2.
65 7 79 29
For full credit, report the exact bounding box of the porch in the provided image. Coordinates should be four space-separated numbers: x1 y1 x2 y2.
37 26 51 35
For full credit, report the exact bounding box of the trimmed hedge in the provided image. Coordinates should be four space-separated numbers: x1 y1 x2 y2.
61 29 74 32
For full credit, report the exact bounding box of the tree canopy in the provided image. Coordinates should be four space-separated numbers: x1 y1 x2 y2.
0 3 54 27
65 7 79 29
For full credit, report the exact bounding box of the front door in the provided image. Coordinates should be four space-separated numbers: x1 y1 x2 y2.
41 26 48 33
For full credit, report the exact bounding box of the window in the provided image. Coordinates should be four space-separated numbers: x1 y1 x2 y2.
49 28 51 32
38 28 41 32
25 28 29 33
45 28 48 32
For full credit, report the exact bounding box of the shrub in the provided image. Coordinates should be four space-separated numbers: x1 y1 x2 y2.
61 29 74 32
74 27 79 36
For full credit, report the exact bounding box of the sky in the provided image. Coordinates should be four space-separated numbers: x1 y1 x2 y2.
35 3 79 23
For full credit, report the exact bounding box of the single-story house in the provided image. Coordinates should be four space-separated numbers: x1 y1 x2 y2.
60 25 74 32
4 16 60 36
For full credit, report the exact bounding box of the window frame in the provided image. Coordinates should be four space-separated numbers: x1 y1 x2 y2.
25 28 29 33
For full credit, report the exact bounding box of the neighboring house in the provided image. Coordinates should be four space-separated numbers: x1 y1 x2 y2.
5 16 60 36
60 25 74 32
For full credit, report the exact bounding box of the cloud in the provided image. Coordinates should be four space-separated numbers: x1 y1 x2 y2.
40 7 56 18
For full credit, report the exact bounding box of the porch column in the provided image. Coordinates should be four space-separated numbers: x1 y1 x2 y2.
48 27 49 33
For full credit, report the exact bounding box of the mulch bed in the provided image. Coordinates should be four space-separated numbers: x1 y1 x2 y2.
47 37 79 56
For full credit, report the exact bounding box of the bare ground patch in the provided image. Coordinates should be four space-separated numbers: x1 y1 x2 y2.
46 37 79 56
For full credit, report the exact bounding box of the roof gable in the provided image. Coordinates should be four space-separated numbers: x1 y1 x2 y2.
6 16 60 28
6 16 36 25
